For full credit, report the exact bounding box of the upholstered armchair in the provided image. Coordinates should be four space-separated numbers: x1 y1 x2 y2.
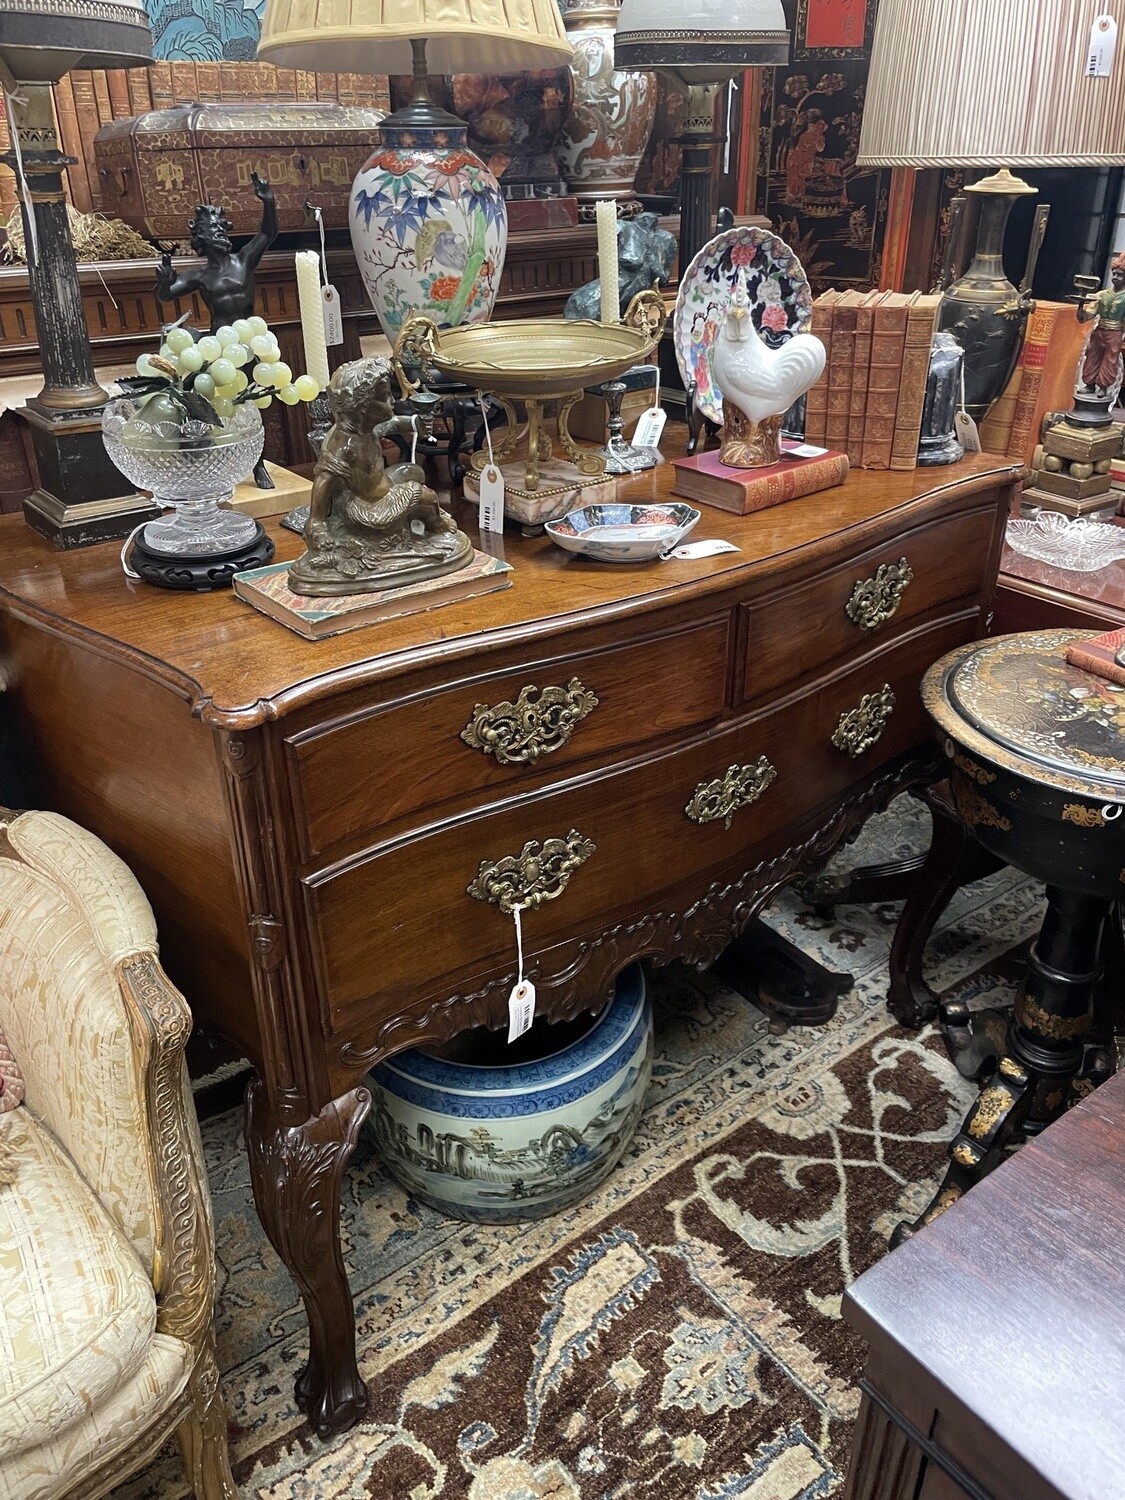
0 809 236 1500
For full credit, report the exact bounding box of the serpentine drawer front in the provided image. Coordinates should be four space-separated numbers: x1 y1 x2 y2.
739 505 997 703
304 610 973 1041
286 616 730 857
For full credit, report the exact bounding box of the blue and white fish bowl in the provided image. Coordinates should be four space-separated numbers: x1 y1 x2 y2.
368 964 652 1223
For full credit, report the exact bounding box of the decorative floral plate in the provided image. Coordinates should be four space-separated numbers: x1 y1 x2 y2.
546 502 700 562
1005 512 1125 572
673 226 814 426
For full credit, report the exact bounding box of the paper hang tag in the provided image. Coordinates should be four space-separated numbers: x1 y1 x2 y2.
508 979 537 1043
954 410 982 453
478 464 506 533
632 405 667 450
1088 14 1118 75
321 284 344 345
668 538 741 560
785 442 829 458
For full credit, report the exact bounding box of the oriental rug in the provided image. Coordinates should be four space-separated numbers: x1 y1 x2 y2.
111 800 1042 1499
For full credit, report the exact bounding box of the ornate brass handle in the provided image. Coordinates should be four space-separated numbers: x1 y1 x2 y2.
392 313 441 398
845 557 913 631
685 757 777 829
831 685 896 758
621 286 668 345
461 679 599 766
467 829 595 913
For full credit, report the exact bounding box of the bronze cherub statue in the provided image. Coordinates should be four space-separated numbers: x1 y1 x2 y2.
288 356 472 597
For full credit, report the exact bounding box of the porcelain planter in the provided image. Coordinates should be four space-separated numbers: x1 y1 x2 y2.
368 964 652 1222
558 0 657 206
350 115 507 340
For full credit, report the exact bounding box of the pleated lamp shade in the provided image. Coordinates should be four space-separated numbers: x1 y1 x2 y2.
0 0 151 81
258 0 572 74
858 0 1125 168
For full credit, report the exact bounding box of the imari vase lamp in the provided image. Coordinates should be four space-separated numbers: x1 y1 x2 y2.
257 0 573 339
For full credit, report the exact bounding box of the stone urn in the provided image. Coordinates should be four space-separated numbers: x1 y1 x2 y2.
558 0 657 209
390 69 574 200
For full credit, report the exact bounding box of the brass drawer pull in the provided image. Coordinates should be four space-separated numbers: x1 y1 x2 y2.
832 685 896 757
685 757 777 829
845 557 913 631
461 678 599 766
467 829 595 913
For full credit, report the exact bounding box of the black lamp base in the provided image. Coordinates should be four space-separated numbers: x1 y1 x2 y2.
126 523 275 591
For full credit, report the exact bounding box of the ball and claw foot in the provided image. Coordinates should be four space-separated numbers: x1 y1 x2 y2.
294 1362 368 1439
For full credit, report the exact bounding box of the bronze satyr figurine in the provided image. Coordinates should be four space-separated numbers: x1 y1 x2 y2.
288 357 473 597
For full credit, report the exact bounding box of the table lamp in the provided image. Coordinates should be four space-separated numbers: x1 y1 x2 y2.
258 0 572 339
613 0 788 273
0 0 160 546
857 0 1125 423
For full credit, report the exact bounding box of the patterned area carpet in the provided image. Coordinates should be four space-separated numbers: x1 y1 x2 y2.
113 800 1042 1499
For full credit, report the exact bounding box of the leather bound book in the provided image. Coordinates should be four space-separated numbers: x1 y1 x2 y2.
296 71 319 100
1065 627 1125 685
105 69 132 119
804 289 839 446
890 292 942 472
672 446 850 514
170 62 200 106
149 62 175 109
826 289 863 453
862 291 909 469
848 289 882 463
0 100 15 217
1006 303 1061 461
126 66 153 114
1007 304 1086 464
195 62 222 102
52 76 90 213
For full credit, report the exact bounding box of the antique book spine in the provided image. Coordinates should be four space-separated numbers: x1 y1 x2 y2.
170 62 199 107
889 294 942 472
1065 628 1125 686
149 63 176 110
862 294 907 469
274 68 297 100
804 289 838 446
1007 304 1061 462
672 452 850 513
127 66 153 114
296 71 319 101
847 291 879 462
105 69 131 120
316 72 341 101
0 99 15 218
218 63 243 100
52 75 91 213
825 296 859 453
1008 305 1086 464
195 63 222 101
978 362 1024 454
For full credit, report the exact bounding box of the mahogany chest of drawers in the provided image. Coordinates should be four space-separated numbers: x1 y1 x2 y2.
0 450 1020 1436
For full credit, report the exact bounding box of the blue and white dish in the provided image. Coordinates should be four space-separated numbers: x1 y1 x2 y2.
545 502 701 562
367 964 652 1222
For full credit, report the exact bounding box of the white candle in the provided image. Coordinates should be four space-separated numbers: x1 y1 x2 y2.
596 199 619 324
295 249 330 392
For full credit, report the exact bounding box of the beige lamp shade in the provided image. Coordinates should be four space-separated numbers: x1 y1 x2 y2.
257 0 572 74
857 0 1125 168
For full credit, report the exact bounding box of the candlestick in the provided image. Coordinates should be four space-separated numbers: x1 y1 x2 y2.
295 250 331 391
595 199 619 325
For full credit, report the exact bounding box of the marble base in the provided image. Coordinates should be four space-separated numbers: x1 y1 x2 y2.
465 459 619 534
229 462 312 519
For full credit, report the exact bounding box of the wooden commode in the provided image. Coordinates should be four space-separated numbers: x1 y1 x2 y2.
0 447 1020 1437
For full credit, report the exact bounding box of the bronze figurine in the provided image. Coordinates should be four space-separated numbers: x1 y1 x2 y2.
563 211 675 322
288 357 472 597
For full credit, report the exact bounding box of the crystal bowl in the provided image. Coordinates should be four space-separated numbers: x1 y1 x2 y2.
1005 511 1125 573
546 502 701 562
102 396 264 556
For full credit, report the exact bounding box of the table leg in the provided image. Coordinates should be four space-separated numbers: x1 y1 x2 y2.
893 886 1112 1245
245 1077 371 1437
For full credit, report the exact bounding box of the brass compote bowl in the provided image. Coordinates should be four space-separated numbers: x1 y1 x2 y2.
394 290 666 492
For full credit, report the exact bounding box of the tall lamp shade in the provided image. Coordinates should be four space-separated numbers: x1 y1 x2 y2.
257 0 572 74
857 0 1125 425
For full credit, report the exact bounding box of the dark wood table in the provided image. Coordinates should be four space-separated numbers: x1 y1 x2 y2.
0 447 1020 1436
844 1066 1125 1500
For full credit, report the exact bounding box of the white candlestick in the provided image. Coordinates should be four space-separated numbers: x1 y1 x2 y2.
596 199 619 324
295 249 330 392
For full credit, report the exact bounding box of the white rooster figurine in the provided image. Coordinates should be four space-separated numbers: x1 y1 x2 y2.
712 271 826 467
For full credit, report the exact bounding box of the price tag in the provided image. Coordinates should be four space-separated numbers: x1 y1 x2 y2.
508 978 537 1043
1088 13 1118 75
632 405 667 450
321 284 344 345
478 463 506 533
667 539 741 560
784 442 829 458
954 410 982 453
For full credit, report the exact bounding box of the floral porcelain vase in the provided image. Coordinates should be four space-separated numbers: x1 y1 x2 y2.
368 964 652 1222
558 0 657 207
350 110 507 339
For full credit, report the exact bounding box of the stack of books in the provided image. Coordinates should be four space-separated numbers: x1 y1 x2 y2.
978 301 1086 464
804 289 942 471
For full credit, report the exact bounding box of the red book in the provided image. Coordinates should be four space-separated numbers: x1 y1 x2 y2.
1065 627 1125 685
672 446 850 514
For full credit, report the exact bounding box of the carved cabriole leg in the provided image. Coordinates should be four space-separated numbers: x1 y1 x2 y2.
176 1332 238 1500
245 1078 372 1438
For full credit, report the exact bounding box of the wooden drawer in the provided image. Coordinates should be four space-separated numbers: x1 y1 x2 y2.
740 505 997 705
286 616 730 857
303 610 975 1038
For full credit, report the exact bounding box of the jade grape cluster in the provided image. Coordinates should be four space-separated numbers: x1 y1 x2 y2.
135 316 320 416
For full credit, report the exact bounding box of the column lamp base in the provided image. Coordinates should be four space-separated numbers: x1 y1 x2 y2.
19 402 159 549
